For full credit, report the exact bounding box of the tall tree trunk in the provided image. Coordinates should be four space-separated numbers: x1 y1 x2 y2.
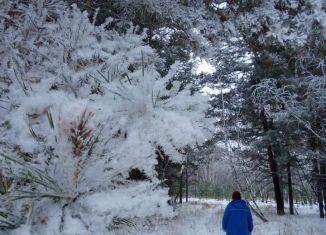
185 167 189 203
268 144 285 215
287 161 294 215
313 159 325 218
179 171 183 204
323 189 326 218
321 162 326 216
317 182 324 218
261 109 284 215
310 113 325 218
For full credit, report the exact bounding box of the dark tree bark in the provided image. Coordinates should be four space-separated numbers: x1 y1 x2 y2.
155 146 182 197
179 171 183 204
317 184 324 218
312 159 324 218
267 145 285 215
287 161 294 215
261 109 285 215
309 112 325 218
321 162 326 216
185 167 189 203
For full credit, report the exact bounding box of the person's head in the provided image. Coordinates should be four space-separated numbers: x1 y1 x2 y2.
232 191 241 201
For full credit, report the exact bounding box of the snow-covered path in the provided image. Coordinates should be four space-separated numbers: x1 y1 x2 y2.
141 200 224 235
119 199 326 235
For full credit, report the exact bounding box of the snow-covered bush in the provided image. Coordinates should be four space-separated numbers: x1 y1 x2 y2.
0 0 212 233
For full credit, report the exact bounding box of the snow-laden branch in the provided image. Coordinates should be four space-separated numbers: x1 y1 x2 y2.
252 77 326 142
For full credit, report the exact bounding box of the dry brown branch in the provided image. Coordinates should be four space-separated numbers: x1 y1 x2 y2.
0 171 9 194
69 110 94 196
70 110 93 157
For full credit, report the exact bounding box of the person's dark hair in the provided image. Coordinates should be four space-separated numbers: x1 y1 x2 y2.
232 191 241 200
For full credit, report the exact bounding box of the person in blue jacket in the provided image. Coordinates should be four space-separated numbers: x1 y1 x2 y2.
222 191 253 235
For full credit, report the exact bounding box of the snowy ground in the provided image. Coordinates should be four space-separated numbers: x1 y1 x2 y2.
113 198 326 235
7 198 326 235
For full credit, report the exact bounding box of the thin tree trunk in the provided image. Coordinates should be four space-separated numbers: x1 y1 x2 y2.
179 171 183 204
323 188 326 218
185 167 189 202
317 185 324 218
268 144 285 215
321 162 326 216
248 203 269 223
287 161 294 215
229 152 268 222
313 159 324 218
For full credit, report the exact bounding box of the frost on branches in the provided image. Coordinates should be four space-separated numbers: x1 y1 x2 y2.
0 1 212 234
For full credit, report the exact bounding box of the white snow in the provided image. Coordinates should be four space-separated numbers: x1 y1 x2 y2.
8 198 326 235
108 198 326 235
191 55 216 75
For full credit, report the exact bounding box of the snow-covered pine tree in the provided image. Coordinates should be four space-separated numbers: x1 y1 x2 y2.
0 1 213 233
214 0 326 216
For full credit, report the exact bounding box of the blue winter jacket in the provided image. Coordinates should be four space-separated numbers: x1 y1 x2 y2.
222 199 253 235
